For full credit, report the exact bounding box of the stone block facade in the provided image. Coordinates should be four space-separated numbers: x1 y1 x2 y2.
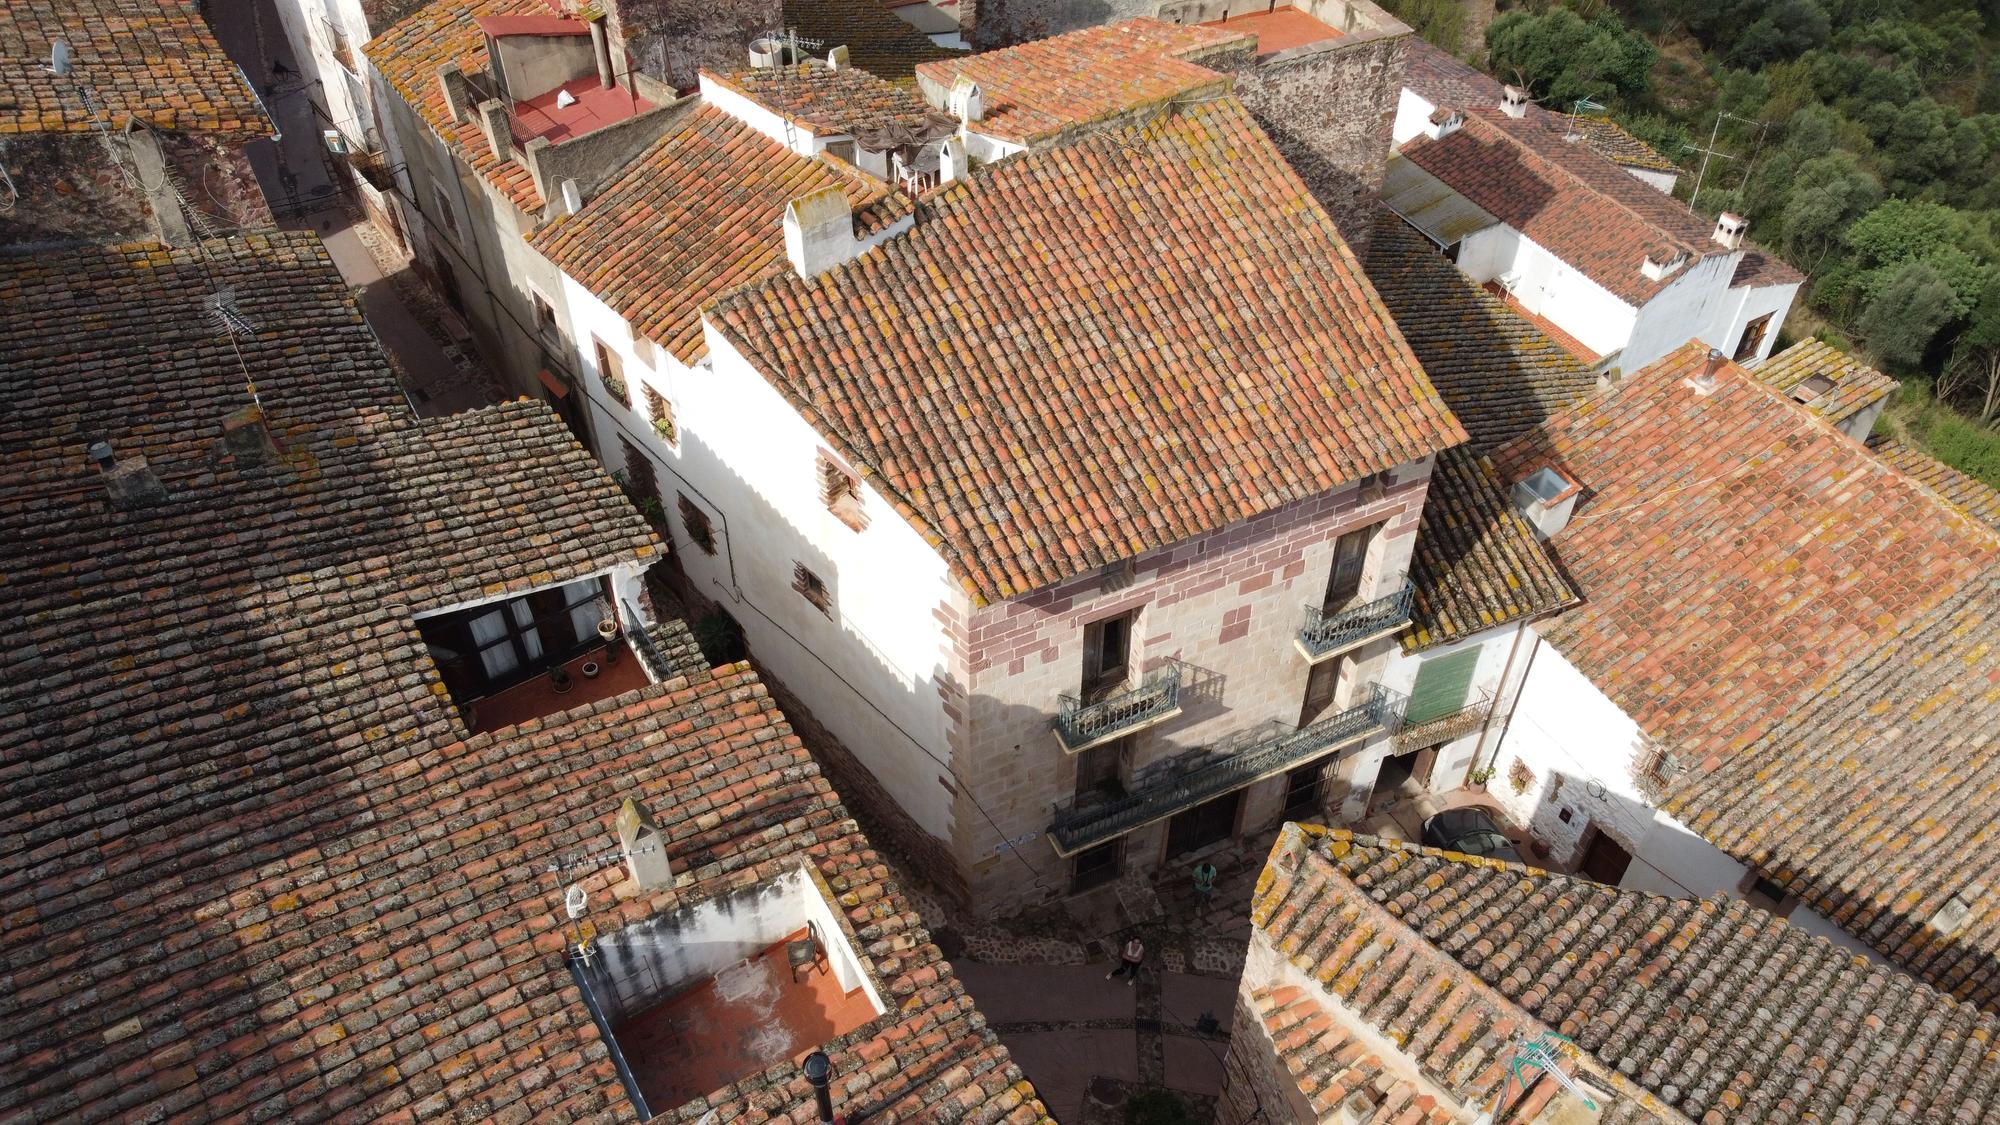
950 459 1433 914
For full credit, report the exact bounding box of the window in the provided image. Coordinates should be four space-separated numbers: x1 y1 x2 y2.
677 494 716 555
1734 313 1773 362
532 289 560 342
644 385 676 444
1323 523 1379 610
594 337 628 406
1074 738 1128 803
793 563 831 615
1404 648 1481 725
818 451 867 531
1070 839 1122 893
430 185 459 239
1081 610 1136 699
1300 654 1350 726
619 435 659 518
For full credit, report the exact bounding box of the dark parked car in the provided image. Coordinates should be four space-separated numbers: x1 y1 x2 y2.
1420 808 1525 865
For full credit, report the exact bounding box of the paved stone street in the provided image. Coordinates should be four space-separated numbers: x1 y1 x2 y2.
204 0 505 417
925 832 1282 1123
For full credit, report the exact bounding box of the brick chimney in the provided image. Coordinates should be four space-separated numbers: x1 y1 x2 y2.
88 440 167 510
783 185 856 279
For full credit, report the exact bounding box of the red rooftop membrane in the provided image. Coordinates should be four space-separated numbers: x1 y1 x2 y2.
513 78 653 144
1202 6 1342 54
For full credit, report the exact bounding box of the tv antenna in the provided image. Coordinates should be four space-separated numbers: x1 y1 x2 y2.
1475 1032 1599 1123
758 27 827 152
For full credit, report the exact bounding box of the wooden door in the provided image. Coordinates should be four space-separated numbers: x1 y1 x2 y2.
1577 827 1632 886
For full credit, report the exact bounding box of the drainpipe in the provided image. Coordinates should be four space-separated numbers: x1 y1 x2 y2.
1473 623 1537 777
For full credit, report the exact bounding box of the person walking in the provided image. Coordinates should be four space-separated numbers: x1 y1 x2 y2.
1193 861 1218 904
1106 935 1145 985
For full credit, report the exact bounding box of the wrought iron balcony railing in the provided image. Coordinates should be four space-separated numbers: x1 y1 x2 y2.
1296 583 1414 662
1054 665 1183 753
1048 684 1404 856
1393 695 1492 752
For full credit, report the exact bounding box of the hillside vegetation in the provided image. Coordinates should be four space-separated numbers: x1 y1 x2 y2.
1386 0 2000 485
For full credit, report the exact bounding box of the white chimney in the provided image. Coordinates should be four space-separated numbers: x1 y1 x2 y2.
939 135 968 183
616 797 673 890
1425 108 1464 140
1500 85 1530 119
827 44 850 71
1511 466 1580 539
560 178 583 215
748 36 784 68
1713 212 1748 250
950 77 984 124
783 185 856 279
1640 246 1685 281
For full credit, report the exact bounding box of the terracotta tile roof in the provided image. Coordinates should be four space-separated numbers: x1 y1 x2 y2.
1754 337 1897 426
712 98 1466 603
1730 243 1806 287
1868 434 2000 532
1401 40 1677 177
1490 342 1999 771
1251 823 2000 1123
368 0 547 212
529 104 903 364
1363 214 1596 452
1402 110 1724 306
783 0 966 85
1662 564 2000 1010
705 60 955 143
0 235 1047 1124
1561 114 1676 172
1487 281 1604 365
913 18 1251 145
1403 446 1576 652
0 0 267 137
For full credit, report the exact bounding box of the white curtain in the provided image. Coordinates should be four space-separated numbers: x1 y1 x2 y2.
512 598 543 662
470 608 517 679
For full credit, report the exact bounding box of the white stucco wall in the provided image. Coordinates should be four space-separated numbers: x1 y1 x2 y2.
1622 251 1741 374
1624 166 1678 195
1377 626 1521 793
1493 636 1880 961
1392 87 1436 146
1703 279 1800 368
1456 227 1639 360
699 75 829 156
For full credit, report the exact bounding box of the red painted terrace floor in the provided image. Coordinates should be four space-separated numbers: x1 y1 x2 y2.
1204 7 1342 55
513 79 653 144
466 641 646 733
615 930 879 1112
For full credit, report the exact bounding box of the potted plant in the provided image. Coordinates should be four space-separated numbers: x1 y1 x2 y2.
550 664 574 694
580 660 602 679
1467 765 1494 792
596 599 621 663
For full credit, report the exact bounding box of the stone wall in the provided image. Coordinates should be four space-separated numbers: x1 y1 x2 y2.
1224 27 1408 256
1217 990 1313 1125
957 460 1432 913
0 135 155 248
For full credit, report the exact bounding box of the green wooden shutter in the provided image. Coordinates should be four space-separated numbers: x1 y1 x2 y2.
1404 648 1481 725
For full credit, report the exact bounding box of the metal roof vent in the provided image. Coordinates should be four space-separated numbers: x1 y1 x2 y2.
1689 347 1725 395
1511 466 1580 539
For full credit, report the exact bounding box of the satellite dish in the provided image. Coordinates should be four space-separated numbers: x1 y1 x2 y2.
50 41 72 76
554 88 577 109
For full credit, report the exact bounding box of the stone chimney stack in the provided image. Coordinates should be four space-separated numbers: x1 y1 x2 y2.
616 797 673 890
439 64 475 124
477 98 514 164
783 185 856 279
88 440 168 510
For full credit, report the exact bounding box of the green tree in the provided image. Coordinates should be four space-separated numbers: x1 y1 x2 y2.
1844 199 1995 316
1778 153 1882 264
1486 8 1657 106
1378 0 1465 53
1728 0 1831 67
1857 259 1959 366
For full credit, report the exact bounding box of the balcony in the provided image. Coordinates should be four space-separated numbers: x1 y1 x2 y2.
1054 665 1183 753
1295 583 1413 663
1048 684 1403 856
1393 695 1491 752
